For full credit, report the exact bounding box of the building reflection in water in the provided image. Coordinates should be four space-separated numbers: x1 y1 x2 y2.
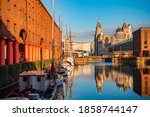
64 64 150 99
95 65 133 94
133 68 150 97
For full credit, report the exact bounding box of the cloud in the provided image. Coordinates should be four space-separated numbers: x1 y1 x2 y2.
63 22 150 42
73 30 95 39
103 27 117 35
70 26 117 40
132 22 150 31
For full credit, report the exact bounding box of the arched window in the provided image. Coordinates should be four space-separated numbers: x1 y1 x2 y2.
14 23 17 34
14 4 16 14
6 0 10 11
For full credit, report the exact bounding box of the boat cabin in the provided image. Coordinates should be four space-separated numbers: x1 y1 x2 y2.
19 70 49 92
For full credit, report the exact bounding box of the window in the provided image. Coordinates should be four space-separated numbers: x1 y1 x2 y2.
143 51 149 57
32 7 34 14
14 23 17 34
144 31 147 41
32 19 34 26
6 20 10 30
20 9 22 18
23 77 27 82
37 76 41 82
28 16 31 25
144 46 147 48
144 31 147 48
6 0 10 11
14 5 16 14
143 68 149 74
144 41 147 44
28 31 31 39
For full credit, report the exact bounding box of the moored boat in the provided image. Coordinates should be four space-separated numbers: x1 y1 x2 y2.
4 70 58 100
62 57 74 72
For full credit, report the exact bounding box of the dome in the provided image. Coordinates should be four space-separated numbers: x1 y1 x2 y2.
116 27 122 33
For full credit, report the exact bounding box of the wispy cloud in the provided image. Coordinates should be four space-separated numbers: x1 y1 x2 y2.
103 26 117 35
64 22 150 42
73 30 95 39
132 22 150 31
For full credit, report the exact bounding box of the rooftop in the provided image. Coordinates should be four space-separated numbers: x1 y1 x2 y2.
140 27 150 30
19 70 46 77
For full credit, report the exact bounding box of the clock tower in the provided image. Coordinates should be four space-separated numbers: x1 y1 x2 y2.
94 20 104 55
95 20 103 37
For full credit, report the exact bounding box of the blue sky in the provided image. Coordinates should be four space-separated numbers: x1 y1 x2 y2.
42 0 150 42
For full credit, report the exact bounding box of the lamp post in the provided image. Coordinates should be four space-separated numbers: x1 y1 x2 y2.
51 0 55 73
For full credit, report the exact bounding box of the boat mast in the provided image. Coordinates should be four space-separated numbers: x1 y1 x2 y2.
51 0 55 72
65 25 68 57
69 28 72 57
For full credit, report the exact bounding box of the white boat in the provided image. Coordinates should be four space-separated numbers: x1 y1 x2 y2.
10 70 58 100
19 70 49 92
62 57 74 72
63 57 74 66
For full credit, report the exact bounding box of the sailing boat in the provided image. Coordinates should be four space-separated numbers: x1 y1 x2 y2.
62 27 74 72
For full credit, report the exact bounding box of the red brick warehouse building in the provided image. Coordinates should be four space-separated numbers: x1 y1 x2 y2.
133 28 150 57
133 68 150 96
0 0 62 66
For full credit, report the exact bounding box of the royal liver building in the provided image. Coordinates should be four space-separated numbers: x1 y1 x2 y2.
94 20 104 56
94 20 132 56
94 20 111 56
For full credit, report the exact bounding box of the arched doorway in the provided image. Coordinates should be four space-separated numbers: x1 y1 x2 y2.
19 29 27 42
19 29 27 62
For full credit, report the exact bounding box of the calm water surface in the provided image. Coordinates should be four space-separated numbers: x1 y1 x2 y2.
64 62 150 100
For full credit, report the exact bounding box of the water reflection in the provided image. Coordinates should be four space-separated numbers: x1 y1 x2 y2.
133 68 150 97
1 63 150 100
95 64 133 94
64 69 74 99
64 64 94 100
64 63 150 100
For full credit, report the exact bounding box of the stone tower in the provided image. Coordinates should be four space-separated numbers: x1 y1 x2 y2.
94 20 104 55
95 20 104 40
